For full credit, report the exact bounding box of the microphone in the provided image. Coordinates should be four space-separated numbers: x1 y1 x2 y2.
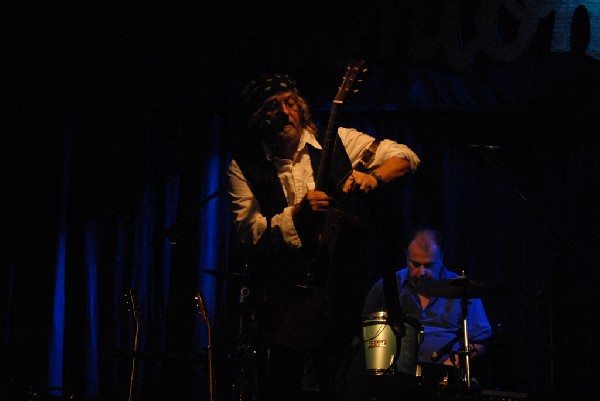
259 117 275 144
268 112 289 129
431 336 459 362
260 113 289 144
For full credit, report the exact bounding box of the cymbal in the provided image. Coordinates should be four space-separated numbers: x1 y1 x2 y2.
415 276 502 299
202 268 254 282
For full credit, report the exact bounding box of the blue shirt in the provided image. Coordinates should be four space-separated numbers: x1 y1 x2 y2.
363 266 492 364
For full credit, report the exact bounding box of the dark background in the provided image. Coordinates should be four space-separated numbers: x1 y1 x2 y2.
2 2 600 401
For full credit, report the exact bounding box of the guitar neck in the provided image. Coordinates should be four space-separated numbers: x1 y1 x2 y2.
128 321 140 401
315 102 342 191
126 289 141 401
315 59 365 191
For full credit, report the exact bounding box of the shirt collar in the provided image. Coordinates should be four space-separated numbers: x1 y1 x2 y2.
299 128 321 151
263 129 321 162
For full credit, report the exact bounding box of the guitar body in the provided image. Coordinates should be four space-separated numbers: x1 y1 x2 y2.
304 203 360 287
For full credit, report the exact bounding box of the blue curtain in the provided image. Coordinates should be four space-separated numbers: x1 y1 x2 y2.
2 104 231 401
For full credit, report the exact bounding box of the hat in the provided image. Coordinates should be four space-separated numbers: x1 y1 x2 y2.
242 73 299 112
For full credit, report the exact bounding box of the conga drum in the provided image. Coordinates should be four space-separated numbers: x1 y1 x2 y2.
362 311 424 376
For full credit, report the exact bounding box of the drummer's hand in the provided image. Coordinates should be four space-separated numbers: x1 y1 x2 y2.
443 354 459 367
442 344 485 366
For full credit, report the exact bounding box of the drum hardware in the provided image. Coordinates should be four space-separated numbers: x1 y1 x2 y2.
416 273 498 392
459 296 473 390
415 275 504 299
201 267 259 400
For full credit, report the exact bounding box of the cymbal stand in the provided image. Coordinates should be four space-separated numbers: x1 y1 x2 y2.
458 295 472 391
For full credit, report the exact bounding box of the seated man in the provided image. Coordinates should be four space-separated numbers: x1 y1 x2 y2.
363 227 492 397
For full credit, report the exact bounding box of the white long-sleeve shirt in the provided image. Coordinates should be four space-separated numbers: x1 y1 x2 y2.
227 127 421 251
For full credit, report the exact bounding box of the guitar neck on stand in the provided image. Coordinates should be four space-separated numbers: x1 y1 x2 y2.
125 288 141 401
195 292 214 401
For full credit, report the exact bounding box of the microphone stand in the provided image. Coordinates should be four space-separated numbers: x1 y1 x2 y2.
256 137 276 401
155 184 228 245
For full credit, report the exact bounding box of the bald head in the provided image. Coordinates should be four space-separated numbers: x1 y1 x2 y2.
406 229 444 280
409 230 441 256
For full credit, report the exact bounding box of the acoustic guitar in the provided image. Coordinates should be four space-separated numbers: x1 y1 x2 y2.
304 58 367 287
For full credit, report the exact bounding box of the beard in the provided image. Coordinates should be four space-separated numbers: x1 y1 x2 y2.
270 122 303 159
275 123 302 142
260 112 301 146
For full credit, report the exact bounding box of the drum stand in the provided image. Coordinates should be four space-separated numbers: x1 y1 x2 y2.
229 275 259 401
457 296 473 391
417 273 497 398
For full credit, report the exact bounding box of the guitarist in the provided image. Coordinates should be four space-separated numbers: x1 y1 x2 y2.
227 72 420 401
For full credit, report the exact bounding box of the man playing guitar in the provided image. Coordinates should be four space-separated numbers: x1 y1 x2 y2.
227 65 420 401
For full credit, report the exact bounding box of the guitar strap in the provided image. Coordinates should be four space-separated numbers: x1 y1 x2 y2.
354 140 380 173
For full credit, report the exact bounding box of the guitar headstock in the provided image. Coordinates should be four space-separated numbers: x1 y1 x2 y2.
334 59 367 104
125 288 141 324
